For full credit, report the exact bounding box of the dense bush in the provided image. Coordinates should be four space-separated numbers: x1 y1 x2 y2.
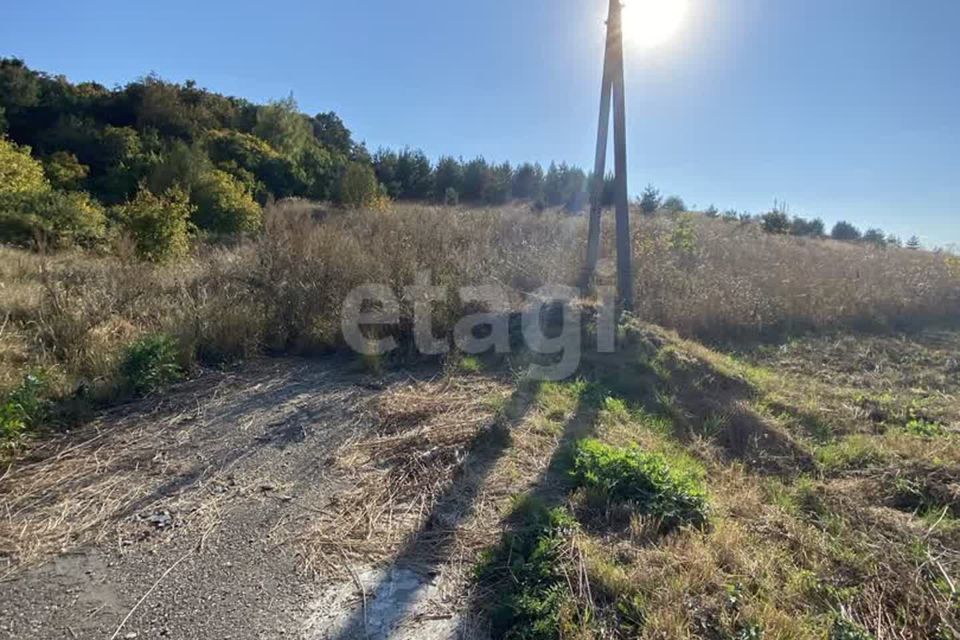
662 195 687 213
120 334 184 396
831 221 862 242
863 228 887 247
0 136 48 195
572 439 708 530
790 216 825 237
760 210 791 234
42 151 89 190
0 189 106 248
338 162 384 209
191 169 262 233
115 187 193 262
639 184 661 215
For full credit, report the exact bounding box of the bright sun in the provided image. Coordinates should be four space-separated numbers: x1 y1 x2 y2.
622 0 690 49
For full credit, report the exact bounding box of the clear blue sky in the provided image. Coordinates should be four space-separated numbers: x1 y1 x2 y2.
3 0 958 246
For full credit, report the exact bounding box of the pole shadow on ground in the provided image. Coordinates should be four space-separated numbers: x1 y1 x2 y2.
321 377 545 639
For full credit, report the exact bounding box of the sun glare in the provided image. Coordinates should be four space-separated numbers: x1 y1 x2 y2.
622 0 690 49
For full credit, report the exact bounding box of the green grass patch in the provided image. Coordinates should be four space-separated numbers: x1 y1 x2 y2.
477 499 582 639
903 418 944 438
814 435 889 473
535 379 604 422
572 439 708 530
454 354 483 374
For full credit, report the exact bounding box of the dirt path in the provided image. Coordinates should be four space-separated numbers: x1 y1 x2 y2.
0 358 456 640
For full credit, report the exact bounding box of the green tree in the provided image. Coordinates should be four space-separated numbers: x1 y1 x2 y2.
485 162 513 205
0 136 49 195
461 157 492 203
906 235 922 250
338 162 381 208
0 59 40 138
130 75 197 139
863 228 887 247
253 95 312 158
373 149 401 198
433 156 463 201
662 195 687 213
639 184 661 215
0 190 106 248
147 141 212 194
42 151 89 190
300 143 339 200
311 111 354 155
543 162 586 209
831 221 862 242
203 129 306 200
760 210 791 234
191 169 262 233
512 163 544 200
790 216 825 237
116 187 194 262
91 126 160 204
396 148 433 200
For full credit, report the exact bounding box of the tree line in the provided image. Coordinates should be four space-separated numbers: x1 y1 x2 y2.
637 187 923 249
0 58 926 259
0 59 621 258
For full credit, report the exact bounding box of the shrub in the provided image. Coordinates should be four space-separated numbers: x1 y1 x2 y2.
639 184 661 215
0 136 48 196
572 439 708 530
42 151 89 191
120 334 184 395
831 221 862 242
863 228 887 247
191 169 262 233
0 189 107 248
791 216 825 237
662 195 687 213
116 186 194 262
0 373 48 443
443 187 459 206
337 161 383 208
760 210 791 234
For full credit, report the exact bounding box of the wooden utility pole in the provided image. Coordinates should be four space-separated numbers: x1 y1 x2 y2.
582 0 633 312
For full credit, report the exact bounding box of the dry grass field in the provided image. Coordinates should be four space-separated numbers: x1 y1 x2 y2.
1 202 958 639
1 201 956 426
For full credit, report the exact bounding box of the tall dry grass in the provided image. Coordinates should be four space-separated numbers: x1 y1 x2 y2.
623 214 960 338
0 202 957 410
